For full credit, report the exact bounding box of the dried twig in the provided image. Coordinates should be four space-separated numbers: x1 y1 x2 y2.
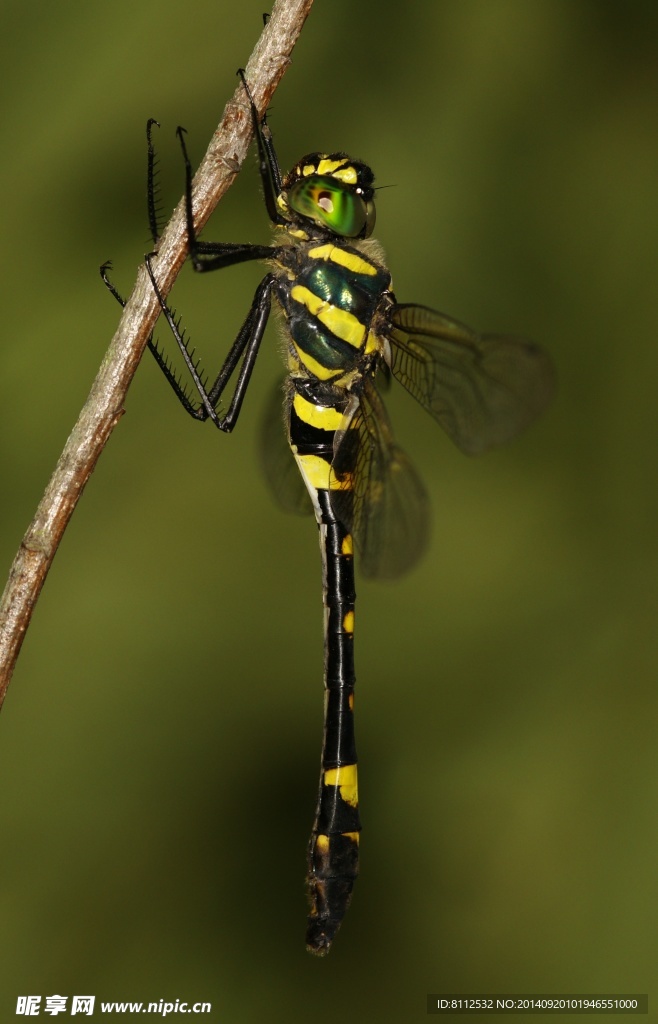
0 0 314 710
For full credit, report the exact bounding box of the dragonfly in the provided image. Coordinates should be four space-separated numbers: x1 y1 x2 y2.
102 71 554 956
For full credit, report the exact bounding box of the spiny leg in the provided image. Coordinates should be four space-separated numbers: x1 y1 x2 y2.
140 116 282 427
144 256 276 431
101 257 274 431
146 118 163 244
99 261 199 416
176 125 276 272
237 69 285 224
104 108 284 429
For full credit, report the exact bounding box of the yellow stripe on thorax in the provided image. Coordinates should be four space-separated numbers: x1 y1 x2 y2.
293 392 345 431
307 243 378 278
365 329 382 355
324 764 358 808
291 285 365 349
294 347 342 382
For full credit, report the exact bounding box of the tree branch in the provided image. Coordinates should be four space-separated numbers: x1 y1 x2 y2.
0 0 314 711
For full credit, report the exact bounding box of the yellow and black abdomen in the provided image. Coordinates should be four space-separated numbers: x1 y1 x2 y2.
278 242 390 382
286 383 360 955
277 241 390 953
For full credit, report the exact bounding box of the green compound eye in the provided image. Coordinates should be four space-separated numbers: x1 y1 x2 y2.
288 176 376 238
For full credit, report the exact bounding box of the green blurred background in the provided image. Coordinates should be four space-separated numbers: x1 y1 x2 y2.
1 0 657 1019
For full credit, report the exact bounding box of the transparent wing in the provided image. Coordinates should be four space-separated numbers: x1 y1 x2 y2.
330 377 429 579
259 378 313 516
387 304 555 455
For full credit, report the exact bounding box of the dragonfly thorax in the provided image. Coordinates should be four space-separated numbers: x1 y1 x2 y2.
273 238 391 385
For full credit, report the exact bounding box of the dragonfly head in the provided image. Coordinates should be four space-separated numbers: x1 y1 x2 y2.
278 153 376 239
